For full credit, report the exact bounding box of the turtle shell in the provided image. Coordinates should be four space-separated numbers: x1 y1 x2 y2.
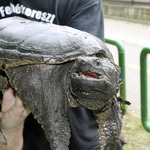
0 17 113 69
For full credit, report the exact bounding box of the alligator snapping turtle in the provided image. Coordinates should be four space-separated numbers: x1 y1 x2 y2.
0 17 125 150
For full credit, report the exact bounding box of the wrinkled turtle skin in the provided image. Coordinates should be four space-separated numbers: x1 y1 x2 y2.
0 17 125 150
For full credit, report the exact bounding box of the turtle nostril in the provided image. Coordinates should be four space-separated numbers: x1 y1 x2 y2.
79 59 86 65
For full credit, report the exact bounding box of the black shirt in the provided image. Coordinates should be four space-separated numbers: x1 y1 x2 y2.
0 0 104 41
0 1 104 150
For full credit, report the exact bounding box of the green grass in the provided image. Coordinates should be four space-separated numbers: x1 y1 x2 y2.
122 111 150 150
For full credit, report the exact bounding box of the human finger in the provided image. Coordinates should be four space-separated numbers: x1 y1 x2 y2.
13 93 31 117
1 86 16 113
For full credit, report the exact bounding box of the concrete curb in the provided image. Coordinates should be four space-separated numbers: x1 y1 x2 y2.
104 16 150 25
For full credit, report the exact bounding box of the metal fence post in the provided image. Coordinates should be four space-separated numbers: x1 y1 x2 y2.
140 47 150 132
105 38 126 114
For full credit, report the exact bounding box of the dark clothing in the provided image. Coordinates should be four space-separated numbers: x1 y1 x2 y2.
0 1 104 150
0 0 104 41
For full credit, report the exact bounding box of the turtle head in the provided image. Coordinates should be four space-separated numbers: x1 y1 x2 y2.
69 53 123 110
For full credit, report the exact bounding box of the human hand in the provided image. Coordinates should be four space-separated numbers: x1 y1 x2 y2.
0 86 30 150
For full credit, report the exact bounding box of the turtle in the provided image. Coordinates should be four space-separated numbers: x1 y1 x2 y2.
0 17 125 150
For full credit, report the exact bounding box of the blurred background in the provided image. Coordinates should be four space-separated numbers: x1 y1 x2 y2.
102 0 150 149
102 0 150 23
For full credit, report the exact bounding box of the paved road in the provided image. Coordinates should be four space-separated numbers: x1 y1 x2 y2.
104 18 150 118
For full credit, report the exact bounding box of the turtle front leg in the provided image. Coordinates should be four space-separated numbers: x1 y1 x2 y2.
93 96 125 150
4 64 72 150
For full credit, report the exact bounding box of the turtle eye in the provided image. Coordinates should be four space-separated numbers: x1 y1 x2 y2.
95 53 106 58
95 59 101 66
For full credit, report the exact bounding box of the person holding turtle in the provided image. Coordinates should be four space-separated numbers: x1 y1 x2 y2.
0 1 104 150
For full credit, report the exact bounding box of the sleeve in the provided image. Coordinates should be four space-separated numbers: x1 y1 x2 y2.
66 0 104 41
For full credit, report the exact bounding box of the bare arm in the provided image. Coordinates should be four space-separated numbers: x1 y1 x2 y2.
0 86 30 150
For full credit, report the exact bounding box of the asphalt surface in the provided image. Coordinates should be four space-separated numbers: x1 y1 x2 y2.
104 18 150 119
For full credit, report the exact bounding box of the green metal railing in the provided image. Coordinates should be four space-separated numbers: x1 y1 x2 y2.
105 38 126 99
140 47 150 132
105 38 126 114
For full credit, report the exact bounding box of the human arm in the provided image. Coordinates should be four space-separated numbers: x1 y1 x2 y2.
65 0 104 41
0 86 30 150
